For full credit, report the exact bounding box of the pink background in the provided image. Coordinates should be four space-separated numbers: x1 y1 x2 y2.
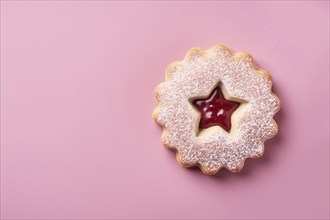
1 1 329 219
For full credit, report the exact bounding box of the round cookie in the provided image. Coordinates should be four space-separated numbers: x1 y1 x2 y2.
153 44 281 175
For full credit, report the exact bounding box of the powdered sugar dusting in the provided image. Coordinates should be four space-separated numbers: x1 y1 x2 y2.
153 45 280 175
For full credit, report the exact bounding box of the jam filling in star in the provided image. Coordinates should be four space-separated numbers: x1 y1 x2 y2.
192 86 241 132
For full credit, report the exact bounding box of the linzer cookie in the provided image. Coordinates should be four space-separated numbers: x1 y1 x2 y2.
152 45 280 175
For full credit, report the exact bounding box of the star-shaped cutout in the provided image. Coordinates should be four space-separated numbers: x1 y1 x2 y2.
192 87 241 132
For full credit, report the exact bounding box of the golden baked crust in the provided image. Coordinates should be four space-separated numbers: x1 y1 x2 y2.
153 44 280 175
